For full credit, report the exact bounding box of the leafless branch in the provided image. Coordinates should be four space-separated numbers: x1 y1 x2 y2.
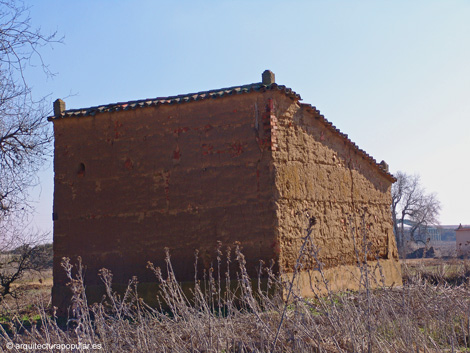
391 171 441 253
0 0 60 297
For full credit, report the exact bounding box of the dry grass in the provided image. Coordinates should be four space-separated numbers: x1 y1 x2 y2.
402 258 470 286
0 253 468 352
0 226 469 353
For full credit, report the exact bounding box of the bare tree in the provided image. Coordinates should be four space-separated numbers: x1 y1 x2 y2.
392 171 441 253
0 0 59 215
0 0 60 299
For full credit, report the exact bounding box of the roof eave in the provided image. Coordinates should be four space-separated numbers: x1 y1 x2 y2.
299 103 396 183
47 82 301 121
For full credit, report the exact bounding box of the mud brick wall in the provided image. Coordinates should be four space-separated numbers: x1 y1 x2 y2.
271 96 399 275
52 93 280 292
52 86 402 308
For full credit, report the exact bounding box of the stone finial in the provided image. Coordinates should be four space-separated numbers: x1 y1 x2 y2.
54 99 66 117
379 160 389 172
262 70 275 85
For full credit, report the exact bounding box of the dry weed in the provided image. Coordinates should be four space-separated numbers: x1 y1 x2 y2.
0 217 469 352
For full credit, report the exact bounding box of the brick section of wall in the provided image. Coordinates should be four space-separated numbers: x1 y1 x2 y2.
271 97 400 275
52 89 402 310
52 94 279 301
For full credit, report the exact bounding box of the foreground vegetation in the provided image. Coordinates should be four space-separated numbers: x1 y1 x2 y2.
0 250 469 353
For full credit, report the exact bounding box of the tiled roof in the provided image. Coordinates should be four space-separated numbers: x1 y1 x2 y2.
48 80 395 182
300 103 396 182
48 82 300 119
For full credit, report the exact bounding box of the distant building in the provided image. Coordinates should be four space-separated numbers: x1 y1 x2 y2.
399 220 459 243
456 224 470 256
399 220 442 242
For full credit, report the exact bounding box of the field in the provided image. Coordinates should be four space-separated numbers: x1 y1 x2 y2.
0 253 469 353
0 269 52 327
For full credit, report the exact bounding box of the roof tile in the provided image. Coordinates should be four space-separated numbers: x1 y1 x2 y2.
50 82 299 119
48 81 394 181
299 102 396 181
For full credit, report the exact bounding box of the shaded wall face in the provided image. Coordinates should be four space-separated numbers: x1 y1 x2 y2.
272 99 399 272
52 94 278 289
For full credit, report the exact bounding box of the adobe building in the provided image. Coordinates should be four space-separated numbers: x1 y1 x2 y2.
49 71 401 310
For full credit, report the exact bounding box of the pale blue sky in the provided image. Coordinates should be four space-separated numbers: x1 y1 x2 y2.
25 0 470 238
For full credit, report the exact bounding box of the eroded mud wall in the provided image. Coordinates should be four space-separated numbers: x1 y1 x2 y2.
271 97 401 288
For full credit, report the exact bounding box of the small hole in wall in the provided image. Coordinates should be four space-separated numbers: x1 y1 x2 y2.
77 163 85 177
